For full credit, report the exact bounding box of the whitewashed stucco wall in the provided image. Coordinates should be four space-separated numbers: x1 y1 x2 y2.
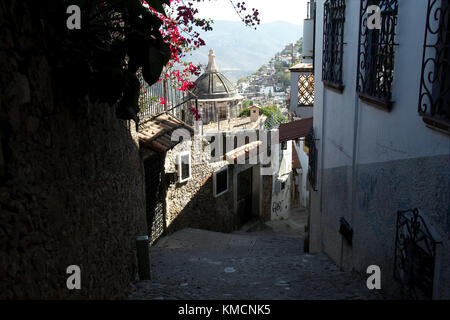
293 141 310 208
310 0 450 299
271 141 293 220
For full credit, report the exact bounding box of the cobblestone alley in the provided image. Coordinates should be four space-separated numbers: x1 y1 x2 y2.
129 208 385 300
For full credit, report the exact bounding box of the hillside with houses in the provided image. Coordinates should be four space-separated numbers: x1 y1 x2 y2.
191 21 303 83
237 39 302 107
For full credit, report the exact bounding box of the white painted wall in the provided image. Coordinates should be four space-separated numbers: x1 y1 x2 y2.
314 0 449 173
310 0 450 298
270 140 293 220
293 141 310 208
289 71 300 112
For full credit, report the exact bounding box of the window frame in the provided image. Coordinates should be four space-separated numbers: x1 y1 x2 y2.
177 150 192 183
298 72 315 107
356 0 399 111
213 166 229 198
322 0 346 92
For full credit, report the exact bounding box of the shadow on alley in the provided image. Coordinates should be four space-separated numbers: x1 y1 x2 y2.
129 207 385 300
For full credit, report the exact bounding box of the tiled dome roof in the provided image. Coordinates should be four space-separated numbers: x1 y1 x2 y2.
190 49 239 100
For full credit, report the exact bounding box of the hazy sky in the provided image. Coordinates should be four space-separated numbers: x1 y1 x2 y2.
191 0 308 25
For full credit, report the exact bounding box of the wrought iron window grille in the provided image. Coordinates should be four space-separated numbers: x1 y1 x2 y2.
357 0 399 110
322 0 346 92
418 0 450 134
394 208 442 300
298 73 315 106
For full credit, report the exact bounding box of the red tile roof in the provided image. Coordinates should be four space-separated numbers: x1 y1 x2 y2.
138 113 194 152
279 117 313 142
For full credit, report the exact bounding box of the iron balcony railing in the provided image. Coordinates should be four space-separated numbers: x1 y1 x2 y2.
137 72 191 121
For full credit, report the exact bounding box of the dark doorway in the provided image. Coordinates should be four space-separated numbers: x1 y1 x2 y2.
144 153 166 245
237 168 253 225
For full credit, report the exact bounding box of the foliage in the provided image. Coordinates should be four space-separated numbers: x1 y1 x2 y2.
263 112 289 130
239 105 286 119
242 99 254 109
239 108 250 117
296 38 303 54
39 0 260 123
276 70 291 89
260 105 280 117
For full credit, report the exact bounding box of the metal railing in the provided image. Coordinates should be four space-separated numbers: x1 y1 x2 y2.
394 208 442 299
263 111 290 130
356 0 399 110
138 73 190 121
322 0 346 90
418 0 450 133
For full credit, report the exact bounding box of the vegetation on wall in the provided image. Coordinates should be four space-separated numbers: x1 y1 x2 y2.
242 99 254 109
263 112 289 130
239 105 289 122
39 0 260 124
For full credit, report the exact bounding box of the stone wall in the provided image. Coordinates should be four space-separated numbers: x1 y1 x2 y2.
0 1 146 299
164 140 237 234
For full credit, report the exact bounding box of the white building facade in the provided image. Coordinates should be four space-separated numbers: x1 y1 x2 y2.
270 140 293 220
309 0 449 299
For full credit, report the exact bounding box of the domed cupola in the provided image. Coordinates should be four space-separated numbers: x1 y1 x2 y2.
190 49 240 100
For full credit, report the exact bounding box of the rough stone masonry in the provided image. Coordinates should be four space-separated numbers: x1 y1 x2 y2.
0 1 147 299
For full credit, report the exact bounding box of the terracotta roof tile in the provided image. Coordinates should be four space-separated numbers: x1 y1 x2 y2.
279 117 313 142
138 113 194 152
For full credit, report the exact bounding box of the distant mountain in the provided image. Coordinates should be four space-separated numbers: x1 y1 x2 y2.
189 21 303 83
